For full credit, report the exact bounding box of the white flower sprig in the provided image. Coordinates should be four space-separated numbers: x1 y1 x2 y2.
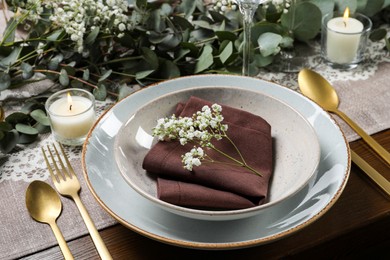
152 104 262 176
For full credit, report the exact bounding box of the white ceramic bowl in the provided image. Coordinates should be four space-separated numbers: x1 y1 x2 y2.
113 86 320 221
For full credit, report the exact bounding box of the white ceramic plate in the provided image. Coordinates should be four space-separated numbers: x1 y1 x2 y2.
113 86 320 220
82 75 350 249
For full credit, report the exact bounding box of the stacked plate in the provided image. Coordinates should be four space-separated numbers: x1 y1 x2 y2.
82 75 350 249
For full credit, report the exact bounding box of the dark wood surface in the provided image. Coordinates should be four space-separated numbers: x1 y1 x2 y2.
25 130 390 260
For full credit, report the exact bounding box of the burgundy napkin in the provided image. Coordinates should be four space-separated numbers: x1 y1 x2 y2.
142 96 273 210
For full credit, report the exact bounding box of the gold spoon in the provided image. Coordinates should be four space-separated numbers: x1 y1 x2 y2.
298 68 390 165
25 181 74 260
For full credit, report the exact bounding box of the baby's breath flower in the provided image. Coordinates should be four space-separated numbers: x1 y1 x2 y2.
152 103 261 176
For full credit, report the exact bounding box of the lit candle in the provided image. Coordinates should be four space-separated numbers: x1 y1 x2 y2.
46 89 96 146
326 7 364 64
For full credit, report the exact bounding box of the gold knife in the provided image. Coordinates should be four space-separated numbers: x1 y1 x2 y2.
351 150 390 197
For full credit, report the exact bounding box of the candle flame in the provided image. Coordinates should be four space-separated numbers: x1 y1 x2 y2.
343 7 350 27
67 92 73 111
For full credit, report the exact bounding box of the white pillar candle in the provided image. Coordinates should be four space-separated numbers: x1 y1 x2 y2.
326 8 364 64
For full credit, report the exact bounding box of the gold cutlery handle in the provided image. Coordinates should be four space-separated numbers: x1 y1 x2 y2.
335 109 390 165
49 221 74 260
72 193 113 260
351 150 390 197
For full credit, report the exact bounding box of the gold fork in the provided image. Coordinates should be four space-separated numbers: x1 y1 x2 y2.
42 143 113 260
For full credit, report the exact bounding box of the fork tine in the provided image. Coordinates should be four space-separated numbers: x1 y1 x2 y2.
52 143 73 180
41 146 60 183
46 144 66 182
58 143 77 179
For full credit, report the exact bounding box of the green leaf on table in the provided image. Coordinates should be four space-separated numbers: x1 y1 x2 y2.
59 69 69 86
158 59 180 79
1 18 17 44
281 2 322 41
195 45 213 73
369 28 387 42
93 83 107 101
117 84 134 101
18 133 39 144
142 47 159 69
83 69 90 81
98 69 112 82
215 31 237 42
219 41 233 64
0 72 11 91
30 109 50 126
0 130 19 153
258 32 282 57
0 131 4 140
362 0 384 16
21 62 34 79
0 47 21 67
15 123 39 135
0 122 12 132
136 70 154 79
5 112 30 125
48 53 64 70
34 123 51 134
310 0 335 17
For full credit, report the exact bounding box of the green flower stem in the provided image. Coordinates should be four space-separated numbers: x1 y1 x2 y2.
209 145 262 177
33 69 119 97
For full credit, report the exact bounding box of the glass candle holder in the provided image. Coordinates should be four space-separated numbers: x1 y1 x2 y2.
45 88 96 146
321 12 372 70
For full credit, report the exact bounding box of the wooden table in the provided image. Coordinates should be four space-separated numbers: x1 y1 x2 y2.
25 129 390 259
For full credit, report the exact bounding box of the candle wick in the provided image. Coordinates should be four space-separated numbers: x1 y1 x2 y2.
343 21 347 27
69 105 72 111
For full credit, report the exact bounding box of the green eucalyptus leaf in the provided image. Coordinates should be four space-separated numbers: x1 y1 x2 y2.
48 53 64 70
158 59 180 79
85 27 100 45
59 69 69 86
0 122 12 132
83 69 90 81
99 69 112 82
310 0 335 17
136 0 148 9
5 112 29 125
30 109 50 126
215 31 237 42
0 72 11 91
370 28 387 42
71 79 83 88
360 0 385 16
0 130 19 153
258 32 282 57
93 83 107 101
281 2 322 41
254 53 275 67
219 41 233 64
0 131 4 140
15 123 39 135
2 18 17 44
141 47 159 69
19 133 39 144
176 0 198 19
136 70 155 79
34 123 51 134
21 62 34 79
334 0 357 13
0 46 21 67
195 45 213 73
46 29 64 41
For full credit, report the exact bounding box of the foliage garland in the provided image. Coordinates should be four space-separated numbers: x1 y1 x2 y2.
0 0 389 153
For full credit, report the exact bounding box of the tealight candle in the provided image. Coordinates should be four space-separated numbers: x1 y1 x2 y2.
321 8 372 69
45 88 96 146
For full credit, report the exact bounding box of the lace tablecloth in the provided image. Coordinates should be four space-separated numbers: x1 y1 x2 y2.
0 40 389 259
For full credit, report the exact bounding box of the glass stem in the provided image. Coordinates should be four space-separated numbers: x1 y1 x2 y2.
239 3 257 76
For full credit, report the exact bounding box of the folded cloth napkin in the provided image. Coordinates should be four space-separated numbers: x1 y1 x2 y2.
142 96 273 210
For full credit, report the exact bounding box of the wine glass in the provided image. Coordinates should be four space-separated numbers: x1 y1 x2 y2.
235 0 267 76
